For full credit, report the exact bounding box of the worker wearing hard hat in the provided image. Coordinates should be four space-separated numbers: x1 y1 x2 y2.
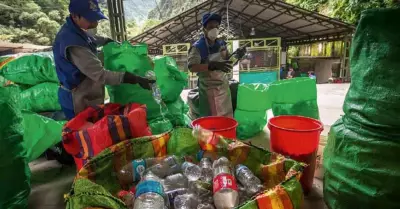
187 13 237 118
53 0 154 120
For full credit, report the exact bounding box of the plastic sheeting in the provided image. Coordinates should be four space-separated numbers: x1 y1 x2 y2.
0 87 30 209
324 8 400 209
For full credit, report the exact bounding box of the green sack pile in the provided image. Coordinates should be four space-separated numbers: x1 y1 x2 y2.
324 8 400 209
103 42 188 134
0 53 61 113
235 78 319 140
0 87 30 209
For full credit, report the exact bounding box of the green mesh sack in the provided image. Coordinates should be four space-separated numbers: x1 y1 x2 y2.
324 8 400 209
65 128 305 209
148 118 173 135
0 87 30 209
269 77 319 119
19 82 61 112
0 54 58 85
153 56 188 103
234 109 267 140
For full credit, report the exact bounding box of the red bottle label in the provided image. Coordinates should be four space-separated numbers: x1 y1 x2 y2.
213 173 238 193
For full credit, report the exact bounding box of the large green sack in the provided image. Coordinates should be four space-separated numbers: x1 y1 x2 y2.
0 87 30 209
148 118 174 135
65 128 305 209
235 109 267 140
23 110 66 162
0 54 58 85
165 97 189 127
103 42 163 120
236 83 271 111
153 56 188 103
324 8 400 209
20 82 61 112
269 78 319 119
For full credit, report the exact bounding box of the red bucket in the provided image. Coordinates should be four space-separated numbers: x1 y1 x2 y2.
268 115 323 194
191 116 238 139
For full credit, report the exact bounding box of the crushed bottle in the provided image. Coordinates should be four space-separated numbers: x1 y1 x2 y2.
182 162 202 181
118 157 165 185
235 164 263 196
199 158 213 183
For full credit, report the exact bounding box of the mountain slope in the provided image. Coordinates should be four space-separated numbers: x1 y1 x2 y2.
123 0 157 23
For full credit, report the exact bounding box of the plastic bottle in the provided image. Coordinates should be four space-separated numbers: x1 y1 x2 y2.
212 157 239 209
145 71 162 104
189 180 213 201
162 173 189 192
181 162 202 181
133 172 167 209
145 155 182 178
199 158 213 183
118 157 165 185
174 193 199 209
197 203 215 209
235 164 263 196
118 190 135 209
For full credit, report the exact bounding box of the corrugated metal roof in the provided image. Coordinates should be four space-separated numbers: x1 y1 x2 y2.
130 0 355 52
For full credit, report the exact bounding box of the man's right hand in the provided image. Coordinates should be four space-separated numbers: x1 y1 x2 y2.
208 61 233 73
123 72 155 90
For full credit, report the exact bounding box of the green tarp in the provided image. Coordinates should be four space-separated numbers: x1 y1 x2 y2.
324 8 400 209
0 87 30 209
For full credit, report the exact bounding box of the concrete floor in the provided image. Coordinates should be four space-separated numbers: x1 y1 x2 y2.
28 83 350 209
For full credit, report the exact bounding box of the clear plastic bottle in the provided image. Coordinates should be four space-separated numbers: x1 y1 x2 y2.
118 157 165 185
145 71 162 104
199 158 213 183
145 155 182 178
181 162 202 181
162 173 189 192
174 193 199 209
212 157 239 209
197 203 215 209
235 164 263 196
165 188 189 207
133 172 167 209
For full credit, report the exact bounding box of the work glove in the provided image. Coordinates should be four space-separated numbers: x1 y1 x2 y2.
208 61 233 73
236 47 246 60
123 72 156 90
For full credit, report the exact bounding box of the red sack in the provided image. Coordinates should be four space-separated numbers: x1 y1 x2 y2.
62 103 152 170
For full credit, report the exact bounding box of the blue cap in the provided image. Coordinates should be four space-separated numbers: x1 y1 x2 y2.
201 13 222 27
69 0 107 22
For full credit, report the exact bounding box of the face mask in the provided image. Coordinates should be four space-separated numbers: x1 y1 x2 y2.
207 28 219 40
86 28 97 36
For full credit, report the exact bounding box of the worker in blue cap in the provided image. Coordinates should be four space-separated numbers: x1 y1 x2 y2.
187 13 237 118
53 0 155 120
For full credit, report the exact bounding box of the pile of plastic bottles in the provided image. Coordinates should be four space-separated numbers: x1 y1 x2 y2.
117 154 264 209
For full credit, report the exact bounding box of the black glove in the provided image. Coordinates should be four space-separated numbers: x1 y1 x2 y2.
208 61 233 73
123 72 156 90
236 47 246 59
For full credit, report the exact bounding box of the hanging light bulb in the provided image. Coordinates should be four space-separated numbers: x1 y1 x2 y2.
250 27 256 36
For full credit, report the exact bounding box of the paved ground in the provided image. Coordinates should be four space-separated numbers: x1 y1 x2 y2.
28 83 350 209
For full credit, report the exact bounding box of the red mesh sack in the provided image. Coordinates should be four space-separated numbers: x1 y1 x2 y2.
62 103 152 170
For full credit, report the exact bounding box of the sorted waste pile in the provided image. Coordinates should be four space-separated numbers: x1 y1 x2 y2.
235 77 319 139
65 127 305 209
324 8 400 209
103 42 189 134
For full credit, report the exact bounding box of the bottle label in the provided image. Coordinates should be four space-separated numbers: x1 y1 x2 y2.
235 165 246 176
213 173 238 194
132 159 146 181
135 180 164 198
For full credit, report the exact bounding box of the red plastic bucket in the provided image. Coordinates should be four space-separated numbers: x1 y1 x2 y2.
268 115 323 194
191 116 238 139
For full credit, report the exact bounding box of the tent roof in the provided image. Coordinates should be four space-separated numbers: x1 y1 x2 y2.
130 0 355 53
